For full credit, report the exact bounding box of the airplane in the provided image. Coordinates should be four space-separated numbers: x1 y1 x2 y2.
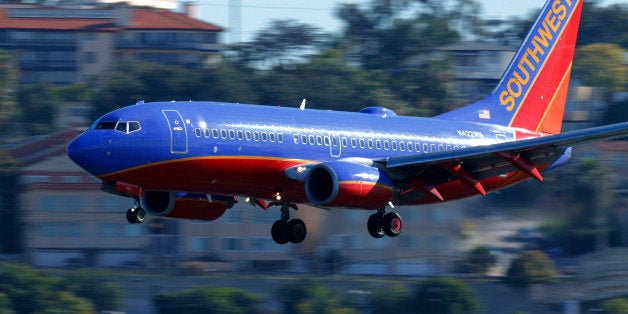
68 0 628 245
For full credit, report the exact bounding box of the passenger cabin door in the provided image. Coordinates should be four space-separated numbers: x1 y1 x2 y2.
162 110 188 154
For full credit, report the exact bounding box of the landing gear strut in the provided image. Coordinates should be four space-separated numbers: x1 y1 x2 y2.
271 203 307 244
367 208 402 238
126 198 146 224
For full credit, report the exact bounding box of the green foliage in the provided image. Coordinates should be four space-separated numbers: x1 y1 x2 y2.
61 269 123 312
601 297 628 314
412 277 482 314
574 44 626 95
541 159 620 255
458 246 497 275
368 284 412 314
0 50 17 131
0 263 96 313
578 2 628 48
276 277 357 314
154 285 261 314
505 251 557 287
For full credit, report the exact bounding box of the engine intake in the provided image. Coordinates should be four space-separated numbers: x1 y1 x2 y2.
305 161 393 209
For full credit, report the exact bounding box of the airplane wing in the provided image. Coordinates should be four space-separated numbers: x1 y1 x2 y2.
377 122 628 199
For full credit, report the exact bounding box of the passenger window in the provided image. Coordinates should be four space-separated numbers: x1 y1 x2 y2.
392 141 397 150
128 121 141 133
245 131 251 141
309 135 315 145
407 142 413 152
446 145 452 150
115 122 127 133
341 137 348 147
415 143 421 152
324 137 330 146
368 139 373 149
270 133 276 142
204 129 210 138
384 141 390 150
423 143 428 153
439 144 444 151
278 133 283 143
212 129 219 138
301 135 307 145
262 132 269 141
316 136 322 146
430 144 436 152
221 130 227 139
253 132 260 141
332 137 339 146
194 128 201 137
293 134 299 144
229 130 235 139
376 140 382 150
351 138 357 148
237 130 243 140
400 142 406 151
359 139 365 148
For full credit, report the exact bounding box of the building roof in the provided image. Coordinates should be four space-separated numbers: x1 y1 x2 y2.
0 6 222 32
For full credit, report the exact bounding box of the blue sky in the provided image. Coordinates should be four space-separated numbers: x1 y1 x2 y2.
196 0 626 43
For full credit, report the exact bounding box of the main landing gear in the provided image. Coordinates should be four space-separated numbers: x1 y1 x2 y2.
271 203 307 244
367 208 403 238
126 198 146 224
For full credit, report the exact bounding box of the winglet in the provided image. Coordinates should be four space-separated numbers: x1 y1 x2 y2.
299 99 306 110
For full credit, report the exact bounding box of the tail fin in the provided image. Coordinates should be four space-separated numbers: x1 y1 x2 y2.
437 0 583 134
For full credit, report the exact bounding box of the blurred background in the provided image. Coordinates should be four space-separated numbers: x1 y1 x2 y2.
0 0 626 313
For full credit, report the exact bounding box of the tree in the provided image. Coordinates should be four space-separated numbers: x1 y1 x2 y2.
368 284 412 314
276 277 356 314
573 44 626 96
62 269 123 312
412 277 482 314
601 297 628 314
458 246 497 275
154 285 261 314
0 50 17 131
505 251 557 287
0 263 96 313
248 19 324 66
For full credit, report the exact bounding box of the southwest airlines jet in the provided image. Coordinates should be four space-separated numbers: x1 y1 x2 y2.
68 0 628 244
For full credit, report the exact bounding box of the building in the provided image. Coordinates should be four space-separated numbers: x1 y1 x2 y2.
0 3 222 85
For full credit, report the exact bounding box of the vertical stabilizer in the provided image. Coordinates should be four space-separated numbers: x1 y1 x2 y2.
437 0 583 134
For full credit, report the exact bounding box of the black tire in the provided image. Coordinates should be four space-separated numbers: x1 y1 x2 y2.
135 208 146 224
271 220 289 244
285 219 307 244
126 208 137 224
367 213 385 238
383 212 402 237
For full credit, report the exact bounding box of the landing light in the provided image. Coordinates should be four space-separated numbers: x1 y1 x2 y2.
296 166 306 173
275 193 282 201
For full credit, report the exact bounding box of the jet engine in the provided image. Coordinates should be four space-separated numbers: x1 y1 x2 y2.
140 191 235 221
304 161 394 209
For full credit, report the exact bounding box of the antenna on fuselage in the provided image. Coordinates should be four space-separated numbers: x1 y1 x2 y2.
299 99 306 110
135 100 145 105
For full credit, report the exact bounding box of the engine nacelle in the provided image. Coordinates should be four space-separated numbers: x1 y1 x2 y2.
305 161 394 209
140 191 235 221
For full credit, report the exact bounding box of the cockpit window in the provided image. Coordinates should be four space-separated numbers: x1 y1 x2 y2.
91 120 141 134
94 121 117 130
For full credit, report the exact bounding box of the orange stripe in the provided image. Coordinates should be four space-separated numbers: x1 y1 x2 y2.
535 64 572 134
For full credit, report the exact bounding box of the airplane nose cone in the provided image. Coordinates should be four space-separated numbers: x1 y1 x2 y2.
67 132 100 175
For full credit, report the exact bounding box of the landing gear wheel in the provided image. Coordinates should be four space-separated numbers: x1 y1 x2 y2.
367 213 385 238
383 212 402 237
271 220 289 244
285 219 307 244
126 208 146 224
